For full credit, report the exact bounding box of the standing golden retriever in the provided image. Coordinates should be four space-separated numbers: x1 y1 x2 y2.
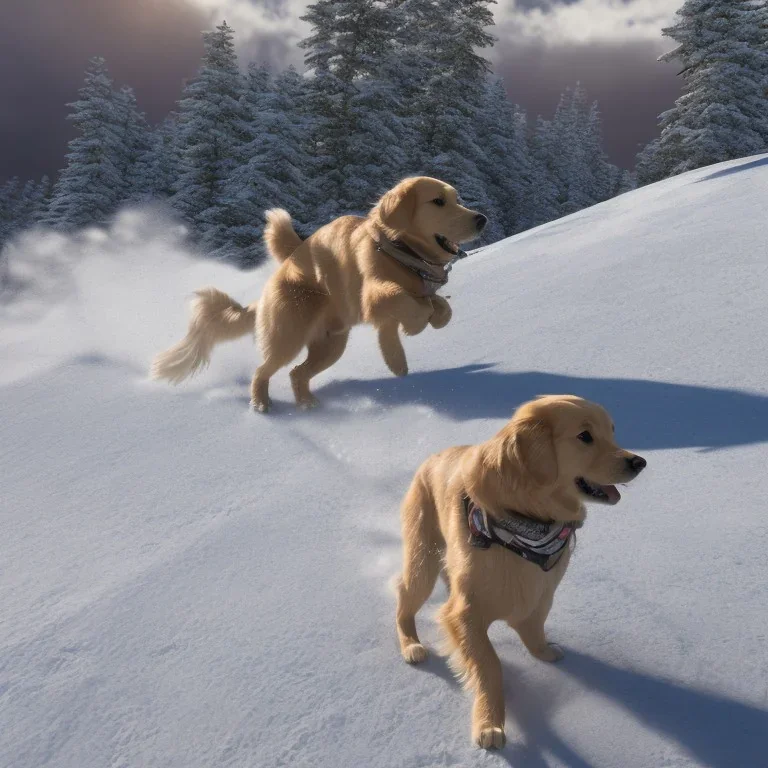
151 176 487 411
396 395 646 749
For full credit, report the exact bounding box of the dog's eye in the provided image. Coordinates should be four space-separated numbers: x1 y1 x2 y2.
577 431 593 444
432 198 446 207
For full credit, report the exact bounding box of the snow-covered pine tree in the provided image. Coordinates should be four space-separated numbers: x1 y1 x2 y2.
526 85 628 225
635 138 665 186
114 86 151 202
45 57 125 230
142 116 181 200
637 0 768 185
538 87 582 216
538 84 626 216
16 179 39 231
299 0 411 220
269 66 319 229
473 78 532 239
221 63 322 264
527 116 561 226
218 62 277 265
32 176 53 224
0 178 21 247
398 0 497 219
12 176 52 228
172 21 245 259
583 100 622 204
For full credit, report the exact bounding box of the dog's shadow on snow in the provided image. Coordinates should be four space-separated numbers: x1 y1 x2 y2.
317 364 768 451
503 650 766 768
557 651 767 768
416 649 766 767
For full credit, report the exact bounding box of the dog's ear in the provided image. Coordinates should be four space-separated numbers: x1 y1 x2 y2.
507 418 558 486
376 181 418 232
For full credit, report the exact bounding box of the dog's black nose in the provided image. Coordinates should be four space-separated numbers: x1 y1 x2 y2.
474 213 488 232
626 455 647 474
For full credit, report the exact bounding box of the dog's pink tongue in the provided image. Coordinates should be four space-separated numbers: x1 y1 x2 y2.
602 485 621 505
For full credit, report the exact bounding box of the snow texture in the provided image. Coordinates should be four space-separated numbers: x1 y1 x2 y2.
2 155 768 767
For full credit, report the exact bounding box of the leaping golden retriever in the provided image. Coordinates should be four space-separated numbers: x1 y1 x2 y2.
395 395 646 749
151 176 487 411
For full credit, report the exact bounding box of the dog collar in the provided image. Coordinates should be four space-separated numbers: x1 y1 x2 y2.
375 236 467 297
464 496 581 572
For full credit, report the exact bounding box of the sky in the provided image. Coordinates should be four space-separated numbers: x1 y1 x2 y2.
0 0 682 184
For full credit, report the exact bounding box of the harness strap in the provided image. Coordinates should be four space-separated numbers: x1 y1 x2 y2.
375 235 468 297
464 496 580 572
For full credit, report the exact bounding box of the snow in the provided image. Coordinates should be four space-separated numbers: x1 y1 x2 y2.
2 155 768 767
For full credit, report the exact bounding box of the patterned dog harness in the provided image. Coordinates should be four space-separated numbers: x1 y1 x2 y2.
375 236 468 297
464 496 581 572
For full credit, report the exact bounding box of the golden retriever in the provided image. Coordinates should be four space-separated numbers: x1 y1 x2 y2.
395 395 646 749
150 176 487 411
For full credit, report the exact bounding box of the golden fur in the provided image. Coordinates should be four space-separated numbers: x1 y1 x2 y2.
151 176 486 411
395 395 646 749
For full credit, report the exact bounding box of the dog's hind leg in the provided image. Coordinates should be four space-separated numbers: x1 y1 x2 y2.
396 474 443 664
289 329 350 409
251 284 325 413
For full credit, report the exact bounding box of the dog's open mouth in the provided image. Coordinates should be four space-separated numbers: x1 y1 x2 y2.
576 477 621 505
435 234 459 255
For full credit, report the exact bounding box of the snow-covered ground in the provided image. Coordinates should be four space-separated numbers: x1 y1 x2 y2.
2 155 767 768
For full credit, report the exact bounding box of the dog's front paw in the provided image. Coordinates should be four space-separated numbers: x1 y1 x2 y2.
389 359 408 377
250 397 272 414
429 298 452 329
401 643 427 664
383 346 408 377
474 726 506 750
531 643 564 663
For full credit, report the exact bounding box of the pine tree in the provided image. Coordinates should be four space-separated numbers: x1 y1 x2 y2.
220 64 320 264
16 179 39 231
143 116 182 200
173 21 245 258
583 101 618 204
637 0 768 184
270 66 319 227
114 86 151 201
473 78 531 239
527 117 561 226
398 0 496 218
45 57 125 229
27 176 53 225
526 85 627 226
0 178 21 247
218 62 277 265
299 0 413 219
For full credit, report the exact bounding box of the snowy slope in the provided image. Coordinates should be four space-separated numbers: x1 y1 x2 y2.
2 156 768 768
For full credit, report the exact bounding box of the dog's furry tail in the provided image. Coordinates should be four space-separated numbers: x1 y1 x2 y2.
264 208 303 264
150 287 257 384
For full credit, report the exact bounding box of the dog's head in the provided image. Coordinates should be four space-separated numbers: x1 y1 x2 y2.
471 395 645 519
371 176 487 263
503 395 646 507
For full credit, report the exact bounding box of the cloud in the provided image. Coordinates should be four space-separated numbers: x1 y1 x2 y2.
182 0 680 56
181 0 311 67
495 0 679 46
